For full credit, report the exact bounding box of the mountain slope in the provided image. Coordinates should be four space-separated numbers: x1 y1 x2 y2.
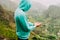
0 0 18 12
0 0 47 12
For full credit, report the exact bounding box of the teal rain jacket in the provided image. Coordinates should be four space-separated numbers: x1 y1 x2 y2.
14 0 36 39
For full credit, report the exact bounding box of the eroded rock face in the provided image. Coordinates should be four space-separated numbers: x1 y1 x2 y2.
0 5 14 22
0 38 10 40
0 37 4 40
0 35 5 40
0 5 15 28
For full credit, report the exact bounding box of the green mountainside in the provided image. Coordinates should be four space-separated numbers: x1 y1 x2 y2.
0 3 60 40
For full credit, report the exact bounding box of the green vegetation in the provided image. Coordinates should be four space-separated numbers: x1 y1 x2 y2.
0 5 17 40
0 17 17 40
0 5 60 40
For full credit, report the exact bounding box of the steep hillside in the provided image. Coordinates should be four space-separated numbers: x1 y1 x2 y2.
0 5 17 40
43 5 60 19
0 0 18 12
0 0 47 12
0 5 15 29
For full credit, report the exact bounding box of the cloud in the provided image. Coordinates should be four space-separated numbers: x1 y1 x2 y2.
31 0 60 7
10 0 60 7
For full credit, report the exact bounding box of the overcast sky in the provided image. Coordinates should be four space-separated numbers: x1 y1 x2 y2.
11 0 60 7
32 0 60 6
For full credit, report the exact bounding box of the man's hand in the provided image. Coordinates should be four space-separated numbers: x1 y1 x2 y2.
34 22 42 27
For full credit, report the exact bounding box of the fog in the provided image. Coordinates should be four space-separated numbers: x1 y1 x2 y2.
10 0 60 7
32 0 60 7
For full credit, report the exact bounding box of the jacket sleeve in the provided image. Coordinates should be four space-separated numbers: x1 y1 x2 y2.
18 13 36 32
28 22 34 26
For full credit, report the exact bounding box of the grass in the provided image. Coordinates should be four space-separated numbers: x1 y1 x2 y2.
0 19 17 40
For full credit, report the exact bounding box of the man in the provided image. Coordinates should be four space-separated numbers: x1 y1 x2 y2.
14 0 41 40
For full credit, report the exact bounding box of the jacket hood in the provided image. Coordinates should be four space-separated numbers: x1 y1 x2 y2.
18 0 31 12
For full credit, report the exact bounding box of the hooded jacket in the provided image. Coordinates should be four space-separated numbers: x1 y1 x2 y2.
14 0 36 39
